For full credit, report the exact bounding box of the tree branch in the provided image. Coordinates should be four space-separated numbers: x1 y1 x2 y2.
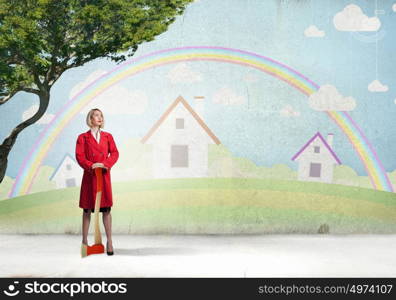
20 87 41 95
0 91 50 183
0 91 17 105
0 87 41 106
33 72 44 91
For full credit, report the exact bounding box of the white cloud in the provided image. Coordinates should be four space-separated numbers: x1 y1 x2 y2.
393 3 396 12
70 70 148 115
309 84 356 111
22 104 55 124
280 105 300 117
333 4 380 31
70 70 108 99
304 25 325 37
368 79 388 92
166 62 202 84
79 85 148 115
394 98 396 104
212 87 246 106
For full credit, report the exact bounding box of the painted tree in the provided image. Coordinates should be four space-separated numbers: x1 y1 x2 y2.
0 0 193 184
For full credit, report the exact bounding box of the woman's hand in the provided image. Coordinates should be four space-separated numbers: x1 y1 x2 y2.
91 163 108 170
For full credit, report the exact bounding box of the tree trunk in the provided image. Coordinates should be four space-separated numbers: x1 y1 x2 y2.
0 91 50 187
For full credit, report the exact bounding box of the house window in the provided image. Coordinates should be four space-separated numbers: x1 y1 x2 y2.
309 163 321 177
66 164 72 170
66 178 76 187
314 146 320 153
176 118 184 129
171 145 188 167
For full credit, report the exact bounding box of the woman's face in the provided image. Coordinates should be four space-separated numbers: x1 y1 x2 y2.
91 110 103 127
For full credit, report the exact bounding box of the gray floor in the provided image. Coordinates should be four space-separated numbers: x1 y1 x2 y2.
1 234 395 277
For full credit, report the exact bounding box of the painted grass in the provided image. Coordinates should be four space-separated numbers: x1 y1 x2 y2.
0 178 395 234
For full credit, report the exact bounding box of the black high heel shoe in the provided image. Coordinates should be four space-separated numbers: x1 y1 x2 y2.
106 241 114 256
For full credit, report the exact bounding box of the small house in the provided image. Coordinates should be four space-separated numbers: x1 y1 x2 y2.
141 95 221 178
291 132 341 183
49 153 82 189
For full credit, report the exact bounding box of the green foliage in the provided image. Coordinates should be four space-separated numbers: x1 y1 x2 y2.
333 165 372 188
114 138 153 179
28 165 56 193
0 0 194 97
208 144 296 179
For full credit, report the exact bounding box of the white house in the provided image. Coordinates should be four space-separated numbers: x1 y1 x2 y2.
49 153 82 189
291 132 341 183
140 95 221 178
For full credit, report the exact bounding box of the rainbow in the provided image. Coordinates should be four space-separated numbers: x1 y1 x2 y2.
9 46 394 197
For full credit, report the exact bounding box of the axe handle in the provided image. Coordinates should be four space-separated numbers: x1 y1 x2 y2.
93 167 103 245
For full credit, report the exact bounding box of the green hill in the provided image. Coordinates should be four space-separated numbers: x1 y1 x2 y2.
0 178 395 234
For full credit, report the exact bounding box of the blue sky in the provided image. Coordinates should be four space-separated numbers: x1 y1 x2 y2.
1 0 396 179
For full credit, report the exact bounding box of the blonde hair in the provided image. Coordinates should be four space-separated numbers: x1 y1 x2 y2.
86 108 105 129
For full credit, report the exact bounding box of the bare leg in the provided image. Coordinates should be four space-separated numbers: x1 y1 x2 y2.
82 210 91 244
103 211 113 251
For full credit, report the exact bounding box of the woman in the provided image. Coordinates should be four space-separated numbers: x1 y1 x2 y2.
75 108 119 255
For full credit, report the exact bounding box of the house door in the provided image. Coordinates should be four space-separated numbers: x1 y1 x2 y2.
66 178 76 187
309 163 321 178
171 145 189 167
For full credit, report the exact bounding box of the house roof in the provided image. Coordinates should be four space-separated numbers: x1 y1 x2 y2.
291 132 341 164
140 95 221 145
49 153 78 181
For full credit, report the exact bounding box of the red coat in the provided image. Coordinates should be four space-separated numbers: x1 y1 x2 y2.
75 129 119 209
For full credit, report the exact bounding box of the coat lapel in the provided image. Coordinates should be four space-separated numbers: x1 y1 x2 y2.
86 129 105 152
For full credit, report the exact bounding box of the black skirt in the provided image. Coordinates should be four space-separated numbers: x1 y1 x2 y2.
83 207 111 213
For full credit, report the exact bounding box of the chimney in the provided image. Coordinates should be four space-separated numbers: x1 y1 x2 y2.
194 96 205 120
326 133 334 148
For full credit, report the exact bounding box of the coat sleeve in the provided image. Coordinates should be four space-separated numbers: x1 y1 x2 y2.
75 134 94 172
102 134 119 170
